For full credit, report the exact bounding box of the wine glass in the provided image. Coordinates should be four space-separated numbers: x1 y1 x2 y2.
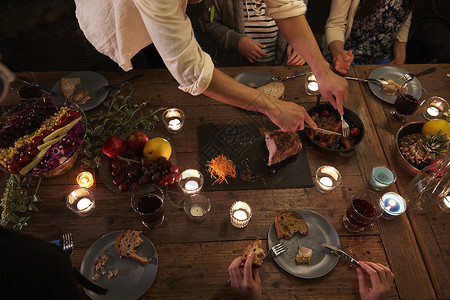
391 82 425 122
10 71 43 103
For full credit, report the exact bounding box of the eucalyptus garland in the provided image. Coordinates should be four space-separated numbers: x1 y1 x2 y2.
81 87 165 169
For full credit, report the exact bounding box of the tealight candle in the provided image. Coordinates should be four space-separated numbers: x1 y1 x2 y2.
369 165 396 191
66 187 95 217
183 194 211 222
305 72 319 96
162 108 185 133
380 192 406 219
178 169 204 194
438 195 450 213
76 171 94 188
315 166 341 193
230 201 252 228
422 96 448 120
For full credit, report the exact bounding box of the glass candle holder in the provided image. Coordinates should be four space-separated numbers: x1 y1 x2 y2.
315 166 341 193
230 201 252 228
305 72 319 96
66 188 95 217
183 194 211 222
178 169 204 194
369 165 396 191
76 171 94 188
422 96 448 120
162 108 185 133
438 195 450 213
380 192 407 219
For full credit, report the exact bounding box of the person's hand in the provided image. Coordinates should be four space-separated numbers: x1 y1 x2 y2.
238 36 267 63
266 99 317 132
228 253 262 300
333 50 354 74
286 44 305 66
315 69 348 115
388 40 406 65
357 261 394 300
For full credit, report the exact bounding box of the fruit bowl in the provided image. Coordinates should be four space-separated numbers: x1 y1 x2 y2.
305 103 365 154
98 130 178 195
0 99 86 177
395 121 426 176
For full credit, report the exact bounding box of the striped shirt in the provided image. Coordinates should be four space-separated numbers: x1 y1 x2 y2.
243 0 279 63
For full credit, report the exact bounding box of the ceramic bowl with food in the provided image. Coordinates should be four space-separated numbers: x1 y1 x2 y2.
0 99 86 177
305 104 364 154
395 121 426 176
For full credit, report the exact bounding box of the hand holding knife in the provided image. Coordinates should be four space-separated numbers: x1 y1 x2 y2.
322 243 361 268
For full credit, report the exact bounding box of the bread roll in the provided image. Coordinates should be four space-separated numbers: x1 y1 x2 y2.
243 239 267 268
256 81 285 99
61 77 81 98
274 211 308 239
115 230 150 264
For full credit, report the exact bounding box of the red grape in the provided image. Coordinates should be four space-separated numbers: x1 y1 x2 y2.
170 164 179 173
111 168 122 177
152 173 161 182
131 182 141 191
118 182 129 192
139 175 148 185
7 161 21 173
166 173 176 185
113 175 125 185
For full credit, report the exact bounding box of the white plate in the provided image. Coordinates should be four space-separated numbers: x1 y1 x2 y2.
368 66 423 104
267 209 340 279
234 70 273 87
80 231 158 300
52 71 109 111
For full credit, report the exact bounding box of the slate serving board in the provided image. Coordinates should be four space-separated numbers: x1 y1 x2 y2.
198 124 313 191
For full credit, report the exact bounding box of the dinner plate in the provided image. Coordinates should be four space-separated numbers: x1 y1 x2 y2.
267 209 340 279
80 231 158 300
234 70 273 87
99 130 177 196
52 71 109 111
368 66 422 104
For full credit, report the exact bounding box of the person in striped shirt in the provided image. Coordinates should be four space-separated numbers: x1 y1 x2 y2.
201 0 305 67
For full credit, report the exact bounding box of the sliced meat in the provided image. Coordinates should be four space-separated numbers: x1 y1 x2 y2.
265 130 302 166
91 273 102 282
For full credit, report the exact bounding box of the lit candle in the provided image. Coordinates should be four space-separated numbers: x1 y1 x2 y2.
307 81 319 92
319 177 333 187
315 166 341 193
77 198 93 211
190 204 205 217
230 201 252 228
76 171 94 188
426 106 440 117
163 108 185 133
168 118 182 131
380 192 406 219
185 180 199 191
445 196 450 208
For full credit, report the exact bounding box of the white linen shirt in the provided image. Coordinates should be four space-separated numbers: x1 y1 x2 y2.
75 0 306 96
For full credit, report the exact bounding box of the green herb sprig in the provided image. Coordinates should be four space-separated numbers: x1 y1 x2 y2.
1 174 41 230
81 87 165 169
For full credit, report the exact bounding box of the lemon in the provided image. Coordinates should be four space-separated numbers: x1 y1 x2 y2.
143 137 172 161
421 119 450 137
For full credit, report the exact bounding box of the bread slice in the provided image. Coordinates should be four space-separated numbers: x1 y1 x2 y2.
256 81 285 99
243 239 267 268
114 230 150 264
274 211 308 239
296 245 312 264
61 77 81 98
70 89 93 104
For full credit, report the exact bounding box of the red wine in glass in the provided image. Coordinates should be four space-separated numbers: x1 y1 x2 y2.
391 85 424 122
17 83 42 103
132 193 165 229
343 193 383 232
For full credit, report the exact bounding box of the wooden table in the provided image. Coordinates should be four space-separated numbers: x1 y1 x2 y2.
1 65 446 299
355 64 450 300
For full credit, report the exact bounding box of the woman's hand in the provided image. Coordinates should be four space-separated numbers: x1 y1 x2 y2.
388 40 406 64
333 50 354 74
266 99 317 132
286 44 306 66
238 36 267 63
357 261 395 300
228 253 262 300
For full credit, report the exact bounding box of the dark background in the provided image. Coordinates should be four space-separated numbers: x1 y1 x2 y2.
0 0 331 72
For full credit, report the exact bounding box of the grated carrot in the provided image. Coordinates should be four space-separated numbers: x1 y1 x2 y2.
206 154 236 184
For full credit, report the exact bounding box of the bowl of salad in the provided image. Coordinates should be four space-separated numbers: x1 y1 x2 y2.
0 98 86 177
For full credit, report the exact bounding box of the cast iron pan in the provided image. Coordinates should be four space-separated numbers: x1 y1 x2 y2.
305 98 365 154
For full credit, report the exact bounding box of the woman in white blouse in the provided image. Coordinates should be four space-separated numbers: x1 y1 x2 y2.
75 0 348 132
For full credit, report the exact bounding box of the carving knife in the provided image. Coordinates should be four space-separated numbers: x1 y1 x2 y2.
322 243 361 268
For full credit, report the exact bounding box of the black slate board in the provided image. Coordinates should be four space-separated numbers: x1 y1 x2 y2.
198 124 313 191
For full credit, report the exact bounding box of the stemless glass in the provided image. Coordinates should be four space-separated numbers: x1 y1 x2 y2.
342 190 383 232
10 71 42 103
391 82 425 122
131 188 165 229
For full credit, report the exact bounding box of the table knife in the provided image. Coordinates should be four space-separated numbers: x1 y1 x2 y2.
322 243 361 268
304 125 342 136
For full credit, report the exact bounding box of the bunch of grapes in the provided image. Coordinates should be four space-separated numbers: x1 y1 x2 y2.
110 152 180 192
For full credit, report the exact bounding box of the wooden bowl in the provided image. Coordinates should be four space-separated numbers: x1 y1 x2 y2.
394 121 426 176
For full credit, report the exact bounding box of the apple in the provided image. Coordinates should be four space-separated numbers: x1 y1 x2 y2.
125 132 149 152
102 136 126 158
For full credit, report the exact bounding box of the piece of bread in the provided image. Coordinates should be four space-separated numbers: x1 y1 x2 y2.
243 239 267 268
274 211 308 239
296 245 312 264
256 81 285 99
381 79 408 96
70 89 93 104
61 77 81 98
115 230 150 264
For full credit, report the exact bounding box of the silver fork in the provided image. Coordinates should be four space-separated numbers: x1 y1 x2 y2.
62 233 74 256
398 72 413 84
340 115 350 137
269 243 287 258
